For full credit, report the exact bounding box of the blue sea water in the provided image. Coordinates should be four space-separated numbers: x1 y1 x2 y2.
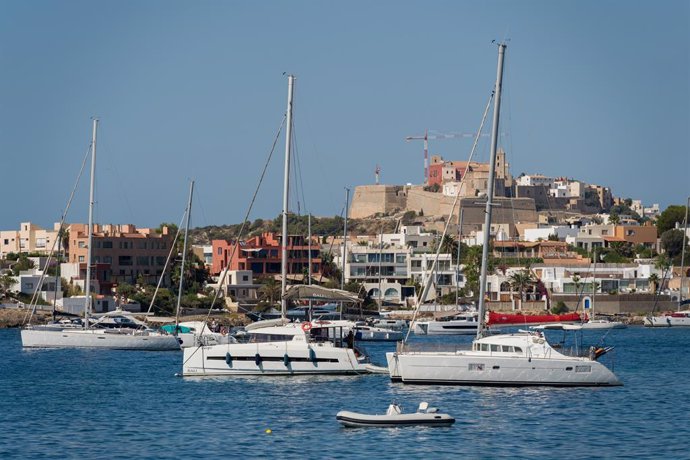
1 327 689 460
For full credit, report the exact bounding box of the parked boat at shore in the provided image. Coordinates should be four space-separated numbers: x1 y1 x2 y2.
412 311 479 335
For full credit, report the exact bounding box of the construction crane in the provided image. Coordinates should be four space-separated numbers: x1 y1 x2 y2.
405 130 488 185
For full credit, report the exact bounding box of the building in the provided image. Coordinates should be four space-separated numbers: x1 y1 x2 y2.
0 222 62 258
212 232 321 280
68 223 174 290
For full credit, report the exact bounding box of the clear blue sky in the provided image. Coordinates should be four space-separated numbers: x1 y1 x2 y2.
1 0 687 231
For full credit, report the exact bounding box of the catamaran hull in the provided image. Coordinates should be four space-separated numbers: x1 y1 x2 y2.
21 329 181 350
644 316 690 327
355 330 404 341
386 352 621 387
183 342 368 376
413 321 478 335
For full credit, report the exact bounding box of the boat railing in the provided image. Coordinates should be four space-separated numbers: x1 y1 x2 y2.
396 341 471 354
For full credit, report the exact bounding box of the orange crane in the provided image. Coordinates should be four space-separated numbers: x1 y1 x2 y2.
405 130 487 184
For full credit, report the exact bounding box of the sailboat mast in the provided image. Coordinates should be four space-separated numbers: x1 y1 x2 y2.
476 43 506 338
175 180 194 328
679 196 689 308
456 209 464 306
84 118 98 325
281 75 295 319
342 187 350 290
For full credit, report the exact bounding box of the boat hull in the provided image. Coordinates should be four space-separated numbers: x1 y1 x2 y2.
581 321 627 330
182 341 369 376
644 315 690 327
21 328 181 351
336 411 455 428
386 351 621 387
413 321 478 335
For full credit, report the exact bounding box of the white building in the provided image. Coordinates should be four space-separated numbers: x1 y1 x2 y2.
516 174 554 188
523 226 579 242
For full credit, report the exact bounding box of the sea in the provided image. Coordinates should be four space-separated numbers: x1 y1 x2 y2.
1 326 688 460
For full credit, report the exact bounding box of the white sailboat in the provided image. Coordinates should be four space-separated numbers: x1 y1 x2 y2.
386 44 622 386
182 75 377 376
21 119 180 351
644 197 690 327
579 249 626 330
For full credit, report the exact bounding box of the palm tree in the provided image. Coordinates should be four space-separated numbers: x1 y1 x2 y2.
648 273 659 294
258 277 282 304
509 269 535 302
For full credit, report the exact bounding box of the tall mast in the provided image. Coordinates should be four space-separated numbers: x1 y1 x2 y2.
84 118 98 325
679 196 689 309
476 43 506 338
281 74 295 319
175 180 194 328
456 209 464 306
342 187 350 290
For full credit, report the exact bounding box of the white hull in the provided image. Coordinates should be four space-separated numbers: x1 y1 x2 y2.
413 320 478 335
644 314 690 327
182 340 368 376
355 328 403 342
21 328 181 350
581 320 627 330
386 351 621 386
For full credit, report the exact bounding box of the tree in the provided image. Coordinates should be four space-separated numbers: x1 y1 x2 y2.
509 269 535 302
0 274 15 295
258 277 281 304
648 273 659 294
547 233 560 241
116 282 136 300
656 205 688 234
660 229 687 262
608 211 620 225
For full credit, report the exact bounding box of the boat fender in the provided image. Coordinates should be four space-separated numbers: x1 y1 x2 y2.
309 348 317 363
283 353 290 366
255 353 262 366
225 352 233 367
301 322 312 332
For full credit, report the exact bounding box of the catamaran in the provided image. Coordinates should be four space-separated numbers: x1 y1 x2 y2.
182 75 380 376
386 44 622 387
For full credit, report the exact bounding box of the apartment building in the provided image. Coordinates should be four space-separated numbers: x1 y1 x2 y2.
0 222 61 257
212 232 321 279
68 223 174 290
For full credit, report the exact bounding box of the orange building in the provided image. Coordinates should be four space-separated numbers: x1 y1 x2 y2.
212 232 321 279
69 223 174 292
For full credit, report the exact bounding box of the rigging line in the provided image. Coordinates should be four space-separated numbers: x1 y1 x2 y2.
145 209 187 315
291 120 309 215
403 89 495 344
317 206 346 285
23 142 93 325
187 114 287 356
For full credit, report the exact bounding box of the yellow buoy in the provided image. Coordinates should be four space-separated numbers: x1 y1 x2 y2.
265 429 272 434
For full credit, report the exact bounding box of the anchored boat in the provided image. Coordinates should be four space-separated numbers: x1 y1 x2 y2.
336 402 455 428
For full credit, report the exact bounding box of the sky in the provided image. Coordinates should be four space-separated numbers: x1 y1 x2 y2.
0 0 688 231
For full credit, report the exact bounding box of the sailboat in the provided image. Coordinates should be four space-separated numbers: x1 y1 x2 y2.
581 249 626 329
181 75 378 376
21 119 180 350
644 197 690 327
386 44 622 386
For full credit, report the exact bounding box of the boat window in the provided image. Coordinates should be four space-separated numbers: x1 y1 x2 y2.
566 367 573 371
490 345 500 352
468 363 484 371
249 334 294 343
575 365 592 373
480 344 489 352
514 347 522 353
501 346 512 353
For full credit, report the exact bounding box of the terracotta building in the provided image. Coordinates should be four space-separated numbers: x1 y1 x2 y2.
212 232 321 279
68 223 174 291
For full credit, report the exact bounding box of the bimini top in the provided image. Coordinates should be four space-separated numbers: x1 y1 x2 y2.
282 285 360 303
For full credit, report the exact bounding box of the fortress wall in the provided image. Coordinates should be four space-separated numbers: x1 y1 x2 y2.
349 185 407 218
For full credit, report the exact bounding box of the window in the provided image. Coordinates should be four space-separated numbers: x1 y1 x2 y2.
102 241 113 249
3 239 7 245
218 247 222 255
501 346 512 352
468 363 484 371
119 256 133 266
25 282 33 289
575 365 592 373
242 275 249 281
514 347 523 353
136 256 149 266
78 256 85 262
104 256 112 263
78 241 86 248
490 344 500 352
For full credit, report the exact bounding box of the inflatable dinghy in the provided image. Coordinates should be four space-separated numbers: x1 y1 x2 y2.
336 402 455 428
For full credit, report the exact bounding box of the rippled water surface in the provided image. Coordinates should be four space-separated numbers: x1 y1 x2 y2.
1 327 689 459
